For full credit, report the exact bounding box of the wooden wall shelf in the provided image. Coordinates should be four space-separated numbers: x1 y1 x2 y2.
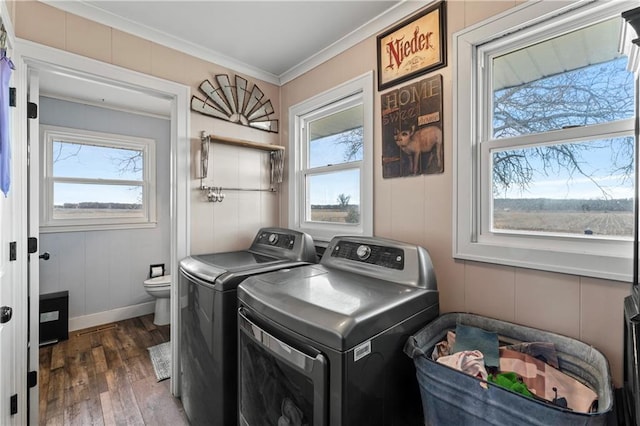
199 131 284 201
202 133 284 152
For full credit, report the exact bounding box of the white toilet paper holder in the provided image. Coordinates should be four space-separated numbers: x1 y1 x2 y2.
149 263 165 278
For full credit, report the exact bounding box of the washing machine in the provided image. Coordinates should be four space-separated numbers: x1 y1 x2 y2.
178 227 317 426
237 235 439 426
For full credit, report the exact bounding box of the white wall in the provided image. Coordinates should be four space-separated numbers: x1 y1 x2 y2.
38 96 171 328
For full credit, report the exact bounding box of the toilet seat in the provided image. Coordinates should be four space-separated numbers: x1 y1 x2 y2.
144 275 171 286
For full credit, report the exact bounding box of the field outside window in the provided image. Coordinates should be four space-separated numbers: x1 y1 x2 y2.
289 72 374 241
454 1 636 281
41 126 156 231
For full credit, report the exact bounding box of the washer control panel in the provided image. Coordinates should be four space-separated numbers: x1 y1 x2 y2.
330 241 404 270
256 231 295 250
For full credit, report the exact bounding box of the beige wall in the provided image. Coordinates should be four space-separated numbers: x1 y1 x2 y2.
15 1 280 256
16 0 632 386
280 0 631 387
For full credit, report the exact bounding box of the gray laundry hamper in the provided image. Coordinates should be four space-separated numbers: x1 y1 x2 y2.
404 313 614 426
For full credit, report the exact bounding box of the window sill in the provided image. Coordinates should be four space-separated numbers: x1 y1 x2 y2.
40 222 157 234
454 238 633 283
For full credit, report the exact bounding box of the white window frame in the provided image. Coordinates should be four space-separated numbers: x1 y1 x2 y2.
288 72 374 242
40 125 157 232
453 0 635 282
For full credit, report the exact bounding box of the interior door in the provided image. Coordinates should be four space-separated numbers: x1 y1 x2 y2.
0 175 17 424
26 67 40 425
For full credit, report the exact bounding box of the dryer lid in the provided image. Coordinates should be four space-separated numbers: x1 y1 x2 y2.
179 250 284 284
238 265 439 351
178 227 317 288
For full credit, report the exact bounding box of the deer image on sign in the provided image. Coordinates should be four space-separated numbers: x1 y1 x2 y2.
382 74 444 178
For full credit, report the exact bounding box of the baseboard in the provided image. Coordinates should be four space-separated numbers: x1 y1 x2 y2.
68 301 155 332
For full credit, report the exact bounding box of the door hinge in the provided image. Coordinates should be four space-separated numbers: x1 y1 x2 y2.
9 87 15 107
9 241 16 261
27 237 37 255
27 371 37 388
27 102 37 119
10 394 17 415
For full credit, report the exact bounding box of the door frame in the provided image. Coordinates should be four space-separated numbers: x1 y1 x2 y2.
14 39 191 421
26 67 40 425
1 4 27 423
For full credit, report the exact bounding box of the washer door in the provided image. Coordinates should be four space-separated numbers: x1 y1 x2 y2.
238 308 327 426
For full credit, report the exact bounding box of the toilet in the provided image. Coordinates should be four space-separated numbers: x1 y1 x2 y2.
143 275 171 325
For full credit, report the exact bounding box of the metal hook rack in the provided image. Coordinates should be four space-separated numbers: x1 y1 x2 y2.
199 131 284 202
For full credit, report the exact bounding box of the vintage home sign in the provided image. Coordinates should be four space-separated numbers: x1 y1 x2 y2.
381 75 443 178
377 2 446 91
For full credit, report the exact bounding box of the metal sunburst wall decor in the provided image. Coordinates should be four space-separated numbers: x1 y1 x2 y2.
191 74 279 133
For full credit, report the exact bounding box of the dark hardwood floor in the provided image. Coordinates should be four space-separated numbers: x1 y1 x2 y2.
39 314 189 425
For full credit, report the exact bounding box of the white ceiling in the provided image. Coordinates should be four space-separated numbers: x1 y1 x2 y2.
37 0 426 116
87 1 402 78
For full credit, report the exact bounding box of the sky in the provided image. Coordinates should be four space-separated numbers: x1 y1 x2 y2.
494 137 634 201
308 133 362 206
52 141 143 205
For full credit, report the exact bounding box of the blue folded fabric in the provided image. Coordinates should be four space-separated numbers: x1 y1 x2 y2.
0 49 13 197
453 323 499 368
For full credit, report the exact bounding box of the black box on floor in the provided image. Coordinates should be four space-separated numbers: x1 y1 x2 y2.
39 291 69 345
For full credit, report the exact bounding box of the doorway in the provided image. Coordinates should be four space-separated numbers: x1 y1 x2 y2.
15 39 190 424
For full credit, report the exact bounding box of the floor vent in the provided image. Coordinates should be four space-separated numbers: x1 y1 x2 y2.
76 323 118 336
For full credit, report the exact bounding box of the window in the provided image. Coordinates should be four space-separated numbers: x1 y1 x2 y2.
41 125 156 231
454 1 636 281
289 72 373 241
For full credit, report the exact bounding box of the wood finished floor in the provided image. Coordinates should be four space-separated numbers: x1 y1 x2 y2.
39 314 189 426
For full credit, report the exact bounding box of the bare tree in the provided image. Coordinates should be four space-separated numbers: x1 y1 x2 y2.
53 142 82 163
492 57 634 197
53 143 142 177
112 151 142 175
337 193 351 208
335 127 363 162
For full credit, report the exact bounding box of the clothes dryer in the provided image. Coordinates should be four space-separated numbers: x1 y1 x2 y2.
237 235 439 426
179 227 316 426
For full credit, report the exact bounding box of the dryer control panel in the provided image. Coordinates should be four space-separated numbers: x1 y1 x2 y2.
322 236 437 290
330 241 404 270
